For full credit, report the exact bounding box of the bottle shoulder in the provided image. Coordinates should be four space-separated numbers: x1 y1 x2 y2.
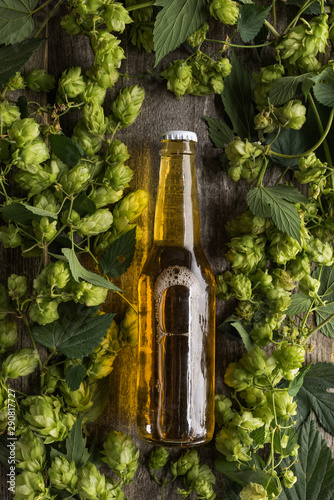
140 244 215 285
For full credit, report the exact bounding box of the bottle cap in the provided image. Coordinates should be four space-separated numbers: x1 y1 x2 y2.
161 130 197 142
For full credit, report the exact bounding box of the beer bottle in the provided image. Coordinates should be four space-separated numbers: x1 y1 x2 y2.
137 130 215 447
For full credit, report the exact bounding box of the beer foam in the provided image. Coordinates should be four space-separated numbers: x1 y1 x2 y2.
154 266 201 342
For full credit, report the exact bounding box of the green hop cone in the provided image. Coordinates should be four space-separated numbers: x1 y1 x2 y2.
16 431 46 472
278 99 306 130
224 361 253 391
215 394 234 427
8 118 40 148
187 22 209 47
295 152 327 184
149 447 169 471
71 281 108 307
33 189 59 213
47 260 71 290
48 456 78 491
0 101 21 130
269 229 302 265
8 274 27 298
29 298 60 325
14 471 51 500
130 21 155 53
60 379 93 413
240 482 268 500
72 120 102 155
0 318 18 353
7 72 25 91
170 449 200 477
119 306 138 347
13 137 50 169
111 84 145 129
229 274 252 301
226 210 270 237
21 394 76 443
104 161 133 191
299 274 320 299
60 12 85 35
81 81 106 105
215 273 231 300
77 462 106 499
89 185 123 208
185 463 216 499
225 137 262 168
25 69 56 92
58 66 86 99
225 234 266 274
2 348 39 380
88 317 119 379
277 14 328 71
59 159 91 194
306 237 334 265
82 101 107 135
76 209 113 237
281 469 297 489
32 217 57 242
103 3 133 32
266 390 297 420
286 253 310 280
215 426 251 462
103 478 125 499
14 160 59 198
113 189 149 233
102 430 139 483
250 320 273 346
161 60 193 99
272 342 305 380
209 0 239 25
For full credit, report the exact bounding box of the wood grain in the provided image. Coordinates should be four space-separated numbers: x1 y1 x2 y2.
0 3 333 499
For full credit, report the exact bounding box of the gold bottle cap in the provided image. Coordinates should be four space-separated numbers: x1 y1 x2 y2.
161 130 197 142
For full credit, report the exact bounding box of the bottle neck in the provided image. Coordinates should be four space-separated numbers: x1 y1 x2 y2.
153 140 201 248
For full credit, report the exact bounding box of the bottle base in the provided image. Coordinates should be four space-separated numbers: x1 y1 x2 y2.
137 430 213 448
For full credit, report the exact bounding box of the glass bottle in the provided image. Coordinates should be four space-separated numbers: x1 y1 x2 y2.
136 130 215 447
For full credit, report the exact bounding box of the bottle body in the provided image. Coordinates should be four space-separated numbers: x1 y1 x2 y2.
136 135 215 447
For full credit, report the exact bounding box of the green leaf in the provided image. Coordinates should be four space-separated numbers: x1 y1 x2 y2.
313 266 334 338
99 227 136 278
309 68 334 108
238 4 271 43
273 419 297 456
32 302 115 359
48 135 84 168
0 37 44 88
218 315 251 344
215 455 280 497
204 116 234 148
84 376 111 424
231 321 254 352
65 416 91 468
286 293 313 316
288 363 312 397
153 0 208 64
0 0 38 45
0 202 57 224
295 362 334 434
65 364 86 391
247 186 303 242
279 415 334 500
221 51 255 140
250 424 266 446
269 73 314 106
62 248 122 292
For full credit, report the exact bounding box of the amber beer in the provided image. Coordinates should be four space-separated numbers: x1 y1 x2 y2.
137 131 215 446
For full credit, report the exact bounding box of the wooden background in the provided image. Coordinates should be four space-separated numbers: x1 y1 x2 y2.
0 2 333 499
